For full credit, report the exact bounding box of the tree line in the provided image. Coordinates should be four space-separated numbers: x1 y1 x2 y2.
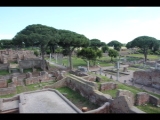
1 24 159 70
0 24 119 70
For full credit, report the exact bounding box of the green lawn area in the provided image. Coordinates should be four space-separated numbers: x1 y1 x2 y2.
127 54 159 60
47 56 114 69
0 94 16 98
56 87 99 110
137 103 160 113
24 68 42 73
0 70 10 75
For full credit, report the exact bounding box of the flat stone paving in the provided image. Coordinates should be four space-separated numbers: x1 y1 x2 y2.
2 100 19 111
22 91 78 113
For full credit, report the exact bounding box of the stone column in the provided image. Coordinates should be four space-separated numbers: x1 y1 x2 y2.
87 61 89 72
50 53 51 61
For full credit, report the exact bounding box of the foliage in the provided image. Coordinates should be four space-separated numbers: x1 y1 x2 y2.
90 39 102 50
107 40 123 51
130 36 159 62
108 49 119 61
34 50 39 56
101 45 109 53
12 24 59 70
0 70 9 75
0 39 13 49
58 29 90 70
126 41 132 49
55 47 63 53
77 47 102 66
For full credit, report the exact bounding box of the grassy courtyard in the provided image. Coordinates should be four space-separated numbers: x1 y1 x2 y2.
127 54 159 60
46 56 115 68
56 87 99 111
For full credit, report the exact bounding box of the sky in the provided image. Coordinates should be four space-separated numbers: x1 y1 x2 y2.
1 7 160 44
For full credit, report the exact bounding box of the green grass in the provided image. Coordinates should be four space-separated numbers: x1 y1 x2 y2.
24 68 33 73
47 56 114 68
0 94 16 98
0 70 10 75
102 81 160 99
137 103 160 113
127 54 159 60
16 86 25 94
7 79 12 83
56 87 99 110
128 67 142 71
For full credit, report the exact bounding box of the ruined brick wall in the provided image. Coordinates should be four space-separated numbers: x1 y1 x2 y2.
110 95 145 113
65 76 112 106
0 63 9 70
135 92 159 106
135 92 150 105
19 59 41 69
84 102 110 113
133 70 160 89
0 87 16 95
116 89 135 106
82 76 96 82
100 82 117 91
25 77 40 85
25 71 53 85
39 71 49 82
43 77 67 89
19 59 49 70
0 79 7 88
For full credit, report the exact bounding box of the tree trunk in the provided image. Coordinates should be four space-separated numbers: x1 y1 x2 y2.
69 47 75 71
111 57 113 62
143 48 147 62
69 51 73 71
41 46 46 71
144 53 147 62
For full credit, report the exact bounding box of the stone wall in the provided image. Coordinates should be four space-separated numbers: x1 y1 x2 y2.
135 92 160 106
0 63 9 70
42 75 146 113
43 77 67 89
116 89 135 106
133 70 160 89
65 75 112 106
110 95 145 113
25 71 54 85
19 59 49 71
0 79 7 88
84 102 110 113
0 87 16 95
82 76 96 82
100 82 117 91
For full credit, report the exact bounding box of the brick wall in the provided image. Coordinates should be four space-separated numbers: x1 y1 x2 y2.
100 82 117 91
133 70 160 89
0 87 16 95
0 79 7 88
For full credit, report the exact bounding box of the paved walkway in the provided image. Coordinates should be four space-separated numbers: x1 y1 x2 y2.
91 65 160 95
48 61 160 95
47 60 67 69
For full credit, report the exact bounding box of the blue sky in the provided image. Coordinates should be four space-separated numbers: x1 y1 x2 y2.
1 7 160 44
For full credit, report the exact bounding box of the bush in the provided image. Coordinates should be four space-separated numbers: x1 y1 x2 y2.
34 50 39 56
